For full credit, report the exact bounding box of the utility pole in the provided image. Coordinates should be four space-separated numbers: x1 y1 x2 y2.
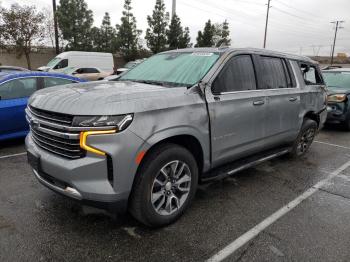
330 20 344 65
172 0 176 18
52 0 59 54
263 0 271 48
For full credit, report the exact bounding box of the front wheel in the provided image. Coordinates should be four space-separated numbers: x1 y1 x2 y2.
289 119 317 158
129 144 198 227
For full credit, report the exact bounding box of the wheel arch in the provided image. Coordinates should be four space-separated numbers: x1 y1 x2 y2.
303 111 320 127
138 134 206 176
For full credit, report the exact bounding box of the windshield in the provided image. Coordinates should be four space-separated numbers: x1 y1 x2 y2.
119 52 220 87
323 71 350 89
62 67 76 74
124 62 138 69
47 57 61 67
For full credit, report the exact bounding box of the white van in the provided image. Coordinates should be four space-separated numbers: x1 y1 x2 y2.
38 51 114 73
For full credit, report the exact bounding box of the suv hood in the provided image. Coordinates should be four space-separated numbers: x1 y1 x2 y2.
327 86 350 95
29 81 191 115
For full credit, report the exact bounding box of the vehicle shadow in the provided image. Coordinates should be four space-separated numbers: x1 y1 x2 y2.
0 137 25 150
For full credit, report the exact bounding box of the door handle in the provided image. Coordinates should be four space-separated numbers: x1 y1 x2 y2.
253 100 265 106
289 97 297 102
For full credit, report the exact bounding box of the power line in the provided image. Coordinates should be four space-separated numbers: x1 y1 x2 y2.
273 0 323 18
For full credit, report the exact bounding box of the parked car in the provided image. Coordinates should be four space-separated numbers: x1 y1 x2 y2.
25 48 327 227
323 68 350 129
114 59 144 75
0 71 86 141
0 66 29 72
38 51 114 73
62 67 110 81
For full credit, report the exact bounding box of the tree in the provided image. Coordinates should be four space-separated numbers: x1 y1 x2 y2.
42 7 65 52
179 27 191 48
195 20 215 47
220 20 231 46
116 0 142 61
0 4 45 69
56 0 94 51
92 12 117 52
166 14 191 50
213 20 231 47
145 0 169 54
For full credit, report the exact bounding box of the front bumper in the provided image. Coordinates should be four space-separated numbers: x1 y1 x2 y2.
25 129 147 213
326 102 348 124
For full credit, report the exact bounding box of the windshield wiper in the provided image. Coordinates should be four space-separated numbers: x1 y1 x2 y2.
122 79 192 88
133 80 167 86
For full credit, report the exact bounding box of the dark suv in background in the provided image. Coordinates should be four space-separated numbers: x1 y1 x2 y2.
26 48 327 227
323 68 350 129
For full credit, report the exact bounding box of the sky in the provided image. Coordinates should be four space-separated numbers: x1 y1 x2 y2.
1 0 350 56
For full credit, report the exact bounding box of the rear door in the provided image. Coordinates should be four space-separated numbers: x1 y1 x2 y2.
0 77 38 137
255 56 301 147
206 54 268 167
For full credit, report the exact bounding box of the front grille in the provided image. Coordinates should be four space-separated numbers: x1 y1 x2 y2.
27 106 85 159
29 106 74 126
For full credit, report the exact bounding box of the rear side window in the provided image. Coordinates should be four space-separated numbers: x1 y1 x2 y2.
300 63 323 85
43 77 76 88
0 77 37 99
78 68 99 74
212 55 256 94
259 56 288 89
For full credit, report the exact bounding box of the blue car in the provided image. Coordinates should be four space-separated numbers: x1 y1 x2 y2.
0 71 86 141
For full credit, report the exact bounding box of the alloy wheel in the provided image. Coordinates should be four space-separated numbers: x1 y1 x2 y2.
297 128 316 155
151 160 191 216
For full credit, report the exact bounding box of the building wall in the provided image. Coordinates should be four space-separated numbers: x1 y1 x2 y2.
0 48 56 69
0 48 126 70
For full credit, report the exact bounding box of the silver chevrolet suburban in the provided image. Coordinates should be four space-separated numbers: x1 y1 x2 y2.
25 48 327 227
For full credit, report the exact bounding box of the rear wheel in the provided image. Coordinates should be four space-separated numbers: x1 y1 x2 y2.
129 143 198 227
289 119 317 157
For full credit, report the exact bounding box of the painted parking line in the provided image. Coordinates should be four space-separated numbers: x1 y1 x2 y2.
206 159 350 262
314 140 350 150
0 152 26 160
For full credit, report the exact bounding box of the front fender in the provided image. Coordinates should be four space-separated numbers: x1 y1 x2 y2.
134 125 211 172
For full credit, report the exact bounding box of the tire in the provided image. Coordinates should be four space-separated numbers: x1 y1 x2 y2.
129 143 198 227
342 115 350 131
289 119 317 158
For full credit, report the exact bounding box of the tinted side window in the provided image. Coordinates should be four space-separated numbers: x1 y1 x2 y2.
54 59 68 69
212 55 256 94
44 77 75 88
259 56 288 89
300 63 323 85
0 78 37 99
79 68 99 74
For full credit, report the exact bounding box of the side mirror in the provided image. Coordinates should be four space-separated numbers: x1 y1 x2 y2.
302 65 310 73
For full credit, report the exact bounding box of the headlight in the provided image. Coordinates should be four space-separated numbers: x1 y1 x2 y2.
73 114 133 131
327 94 347 103
74 114 133 156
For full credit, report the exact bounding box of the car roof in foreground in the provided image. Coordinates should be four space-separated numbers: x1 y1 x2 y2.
323 68 350 73
0 71 87 83
0 65 29 71
160 47 315 64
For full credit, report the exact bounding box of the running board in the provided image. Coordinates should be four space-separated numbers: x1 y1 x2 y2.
201 147 291 182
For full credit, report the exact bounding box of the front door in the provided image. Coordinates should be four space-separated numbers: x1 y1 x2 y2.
206 54 268 167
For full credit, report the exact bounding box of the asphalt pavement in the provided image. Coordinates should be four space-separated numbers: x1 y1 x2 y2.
1 125 350 262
